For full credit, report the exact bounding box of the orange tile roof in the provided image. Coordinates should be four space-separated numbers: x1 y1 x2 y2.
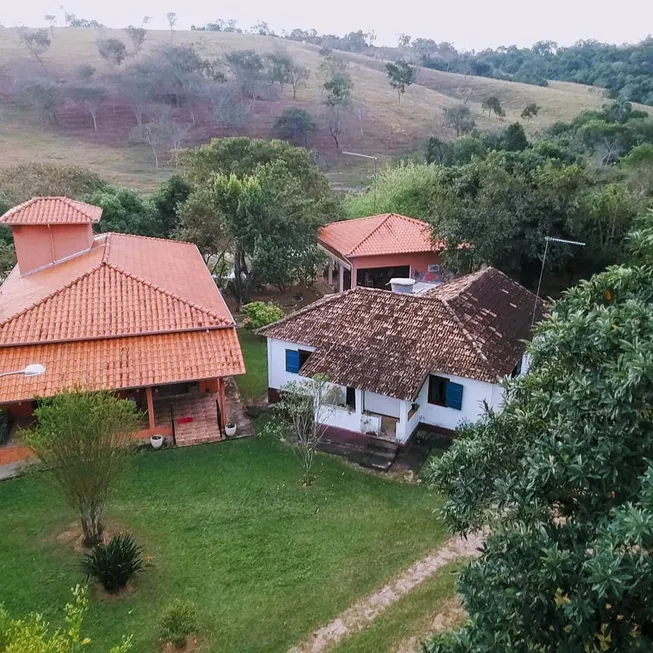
0 233 233 342
0 197 103 225
318 213 445 259
0 330 245 404
0 225 244 403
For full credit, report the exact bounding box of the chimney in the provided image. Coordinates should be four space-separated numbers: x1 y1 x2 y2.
389 278 416 294
0 197 102 275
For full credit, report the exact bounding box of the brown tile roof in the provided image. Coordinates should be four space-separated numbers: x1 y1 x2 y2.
0 228 244 403
318 213 445 259
0 330 245 404
260 267 545 401
0 197 103 225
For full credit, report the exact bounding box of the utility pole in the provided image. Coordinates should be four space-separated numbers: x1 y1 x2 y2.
342 151 379 212
532 236 586 327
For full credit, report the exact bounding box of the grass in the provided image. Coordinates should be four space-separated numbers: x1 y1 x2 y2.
331 561 466 653
1 27 642 191
235 329 268 402
0 433 447 652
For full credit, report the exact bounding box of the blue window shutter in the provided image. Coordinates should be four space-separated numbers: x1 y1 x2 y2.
285 350 300 374
446 382 464 410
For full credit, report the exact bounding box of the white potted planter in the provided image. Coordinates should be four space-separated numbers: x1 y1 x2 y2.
150 434 165 449
225 422 237 437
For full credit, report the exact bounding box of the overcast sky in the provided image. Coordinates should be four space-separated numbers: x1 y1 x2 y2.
3 0 652 50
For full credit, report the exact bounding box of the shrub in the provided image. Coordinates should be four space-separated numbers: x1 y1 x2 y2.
158 599 199 648
81 533 145 593
242 301 284 330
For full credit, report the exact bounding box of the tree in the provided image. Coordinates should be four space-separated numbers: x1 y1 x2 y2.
425 137 453 165
150 174 191 238
19 82 59 124
44 14 57 37
23 390 141 547
166 12 177 38
481 95 505 119
68 86 108 131
521 102 540 119
385 59 415 103
288 62 310 99
84 186 159 236
19 28 51 64
499 122 529 151
424 213 653 652
442 105 476 135
180 138 337 304
251 20 272 36
97 38 128 66
75 64 96 82
274 375 337 485
323 70 353 107
0 585 132 652
274 107 316 146
124 25 147 58
264 51 294 88
0 163 106 204
225 49 265 99
397 33 411 48
129 105 189 169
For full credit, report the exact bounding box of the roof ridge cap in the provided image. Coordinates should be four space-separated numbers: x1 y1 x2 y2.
106 231 196 246
348 213 393 256
104 263 230 325
0 263 105 328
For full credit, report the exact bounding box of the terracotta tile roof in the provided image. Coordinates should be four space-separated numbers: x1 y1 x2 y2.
0 233 234 344
0 227 244 403
424 267 546 378
0 330 245 404
0 197 103 225
260 268 545 401
318 213 445 259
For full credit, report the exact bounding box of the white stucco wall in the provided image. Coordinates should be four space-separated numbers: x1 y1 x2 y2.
416 371 502 431
363 391 401 418
267 338 317 389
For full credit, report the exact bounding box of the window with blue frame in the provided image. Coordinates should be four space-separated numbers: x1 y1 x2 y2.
427 375 464 410
285 349 312 374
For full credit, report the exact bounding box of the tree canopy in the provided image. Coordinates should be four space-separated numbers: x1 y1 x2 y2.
423 210 653 652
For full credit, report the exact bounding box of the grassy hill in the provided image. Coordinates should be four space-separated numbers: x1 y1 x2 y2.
0 27 648 191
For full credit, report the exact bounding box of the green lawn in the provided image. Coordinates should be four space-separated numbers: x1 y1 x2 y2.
236 329 268 402
0 433 446 652
330 561 464 653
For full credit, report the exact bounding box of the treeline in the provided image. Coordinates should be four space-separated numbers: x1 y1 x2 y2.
281 27 653 106
346 101 653 291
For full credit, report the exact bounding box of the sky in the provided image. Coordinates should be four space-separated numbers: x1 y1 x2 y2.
2 0 652 50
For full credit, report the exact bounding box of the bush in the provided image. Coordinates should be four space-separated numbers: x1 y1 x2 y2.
158 599 199 648
242 301 284 330
81 532 145 593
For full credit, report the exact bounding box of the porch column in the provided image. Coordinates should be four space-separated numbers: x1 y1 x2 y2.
217 378 227 429
145 386 156 430
396 400 409 443
339 262 344 293
327 260 333 285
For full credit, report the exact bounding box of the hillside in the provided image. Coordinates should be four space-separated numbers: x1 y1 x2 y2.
0 27 648 191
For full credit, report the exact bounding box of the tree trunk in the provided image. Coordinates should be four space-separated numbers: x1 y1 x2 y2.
152 145 159 169
81 511 103 547
91 111 98 131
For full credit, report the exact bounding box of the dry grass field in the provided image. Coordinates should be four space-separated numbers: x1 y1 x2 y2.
1 27 649 191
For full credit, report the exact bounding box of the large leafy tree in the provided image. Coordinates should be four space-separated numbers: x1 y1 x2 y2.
24 391 141 547
180 138 337 305
424 212 653 652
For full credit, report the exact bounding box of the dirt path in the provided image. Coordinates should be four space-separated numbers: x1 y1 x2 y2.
289 533 483 653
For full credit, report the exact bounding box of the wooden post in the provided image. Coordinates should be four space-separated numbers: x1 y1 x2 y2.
339 263 344 293
145 386 156 430
327 260 333 285
217 378 227 428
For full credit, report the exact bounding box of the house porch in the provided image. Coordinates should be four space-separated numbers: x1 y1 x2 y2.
0 377 249 465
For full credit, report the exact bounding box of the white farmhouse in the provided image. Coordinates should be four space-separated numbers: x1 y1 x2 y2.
260 267 545 446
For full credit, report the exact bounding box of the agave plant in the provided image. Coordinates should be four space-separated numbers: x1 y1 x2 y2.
81 532 145 593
